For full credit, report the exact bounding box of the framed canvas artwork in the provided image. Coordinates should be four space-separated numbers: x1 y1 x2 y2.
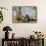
12 6 37 23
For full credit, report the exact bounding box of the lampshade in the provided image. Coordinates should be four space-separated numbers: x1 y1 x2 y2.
3 26 12 31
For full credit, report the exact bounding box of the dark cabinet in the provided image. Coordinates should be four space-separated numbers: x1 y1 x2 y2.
2 38 44 46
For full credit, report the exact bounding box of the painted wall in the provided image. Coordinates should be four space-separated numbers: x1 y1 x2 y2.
0 0 46 46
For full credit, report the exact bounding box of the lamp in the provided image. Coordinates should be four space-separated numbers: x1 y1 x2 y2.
3 26 12 39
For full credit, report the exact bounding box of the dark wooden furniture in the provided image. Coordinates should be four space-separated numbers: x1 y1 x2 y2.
2 38 44 46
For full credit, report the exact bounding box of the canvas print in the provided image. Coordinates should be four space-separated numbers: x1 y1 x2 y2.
12 6 37 23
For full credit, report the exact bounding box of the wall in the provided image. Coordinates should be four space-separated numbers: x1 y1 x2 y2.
0 0 46 46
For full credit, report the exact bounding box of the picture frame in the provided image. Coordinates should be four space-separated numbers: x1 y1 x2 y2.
12 6 37 23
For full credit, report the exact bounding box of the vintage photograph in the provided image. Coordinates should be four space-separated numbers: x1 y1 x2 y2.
12 6 37 23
